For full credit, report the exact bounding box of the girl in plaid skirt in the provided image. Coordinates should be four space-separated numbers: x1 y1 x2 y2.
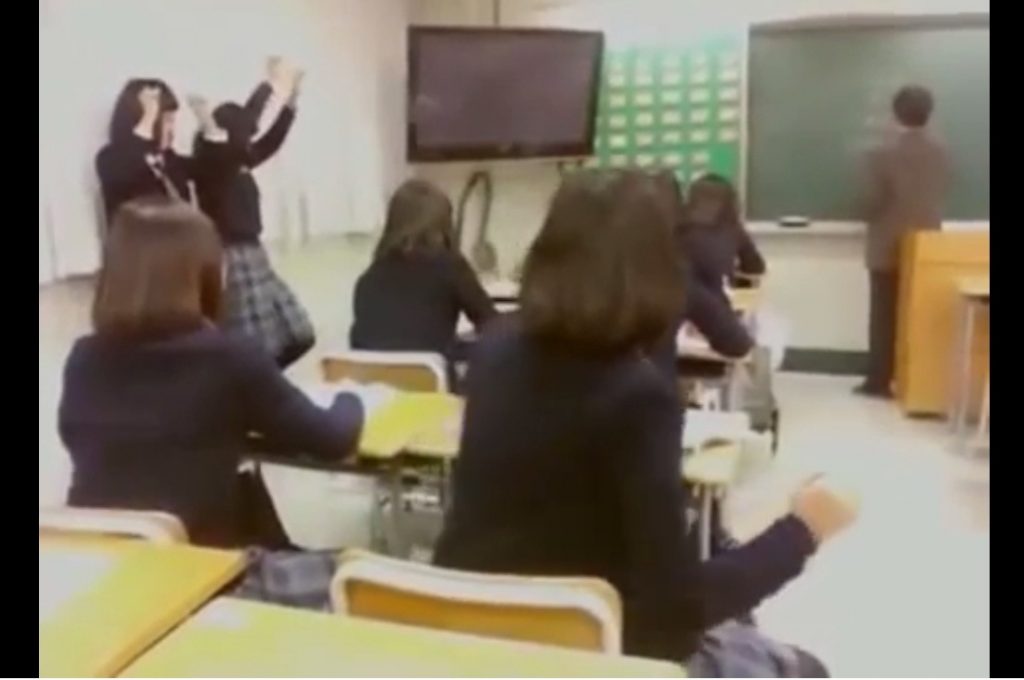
193 58 314 368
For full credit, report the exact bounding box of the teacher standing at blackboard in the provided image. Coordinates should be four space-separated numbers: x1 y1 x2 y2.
856 85 949 398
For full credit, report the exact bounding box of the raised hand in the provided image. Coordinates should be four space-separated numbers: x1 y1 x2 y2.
791 475 860 546
266 56 285 84
137 85 162 124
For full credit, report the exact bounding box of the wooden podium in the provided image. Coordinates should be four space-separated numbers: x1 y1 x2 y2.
894 231 989 416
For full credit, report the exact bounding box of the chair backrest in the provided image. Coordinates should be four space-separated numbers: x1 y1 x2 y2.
321 350 448 393
330 549 622 654
38 507 188 544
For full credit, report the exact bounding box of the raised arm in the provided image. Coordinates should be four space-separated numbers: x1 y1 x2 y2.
249 102 296 168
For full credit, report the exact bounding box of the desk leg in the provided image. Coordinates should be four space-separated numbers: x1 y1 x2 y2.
387 466 407 558
953 302 977 452
699 487 712 561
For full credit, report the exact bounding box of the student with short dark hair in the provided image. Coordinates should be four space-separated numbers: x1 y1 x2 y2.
857 84 950 397
434 170 857 675
681 172 765 292
59 197 365 548
350 179 496 367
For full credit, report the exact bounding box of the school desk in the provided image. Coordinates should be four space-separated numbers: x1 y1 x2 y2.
39 536 245 678
676 326 752 410
948 276 990 452
120 597 685 678
684 441 743 561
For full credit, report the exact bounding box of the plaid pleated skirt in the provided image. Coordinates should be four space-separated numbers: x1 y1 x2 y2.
223 243 314 362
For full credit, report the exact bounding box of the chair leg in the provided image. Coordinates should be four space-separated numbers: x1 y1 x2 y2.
975 371 990 446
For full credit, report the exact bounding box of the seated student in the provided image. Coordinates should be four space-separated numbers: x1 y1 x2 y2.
647 171 753 380
434 170 856 675
58 197 365 549
350 179 497 367
681 172 765 291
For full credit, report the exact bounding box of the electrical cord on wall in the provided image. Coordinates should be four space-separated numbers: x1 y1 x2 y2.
454 169 497 274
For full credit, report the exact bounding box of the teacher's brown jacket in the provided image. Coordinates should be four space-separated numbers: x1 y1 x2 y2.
862 129 950 271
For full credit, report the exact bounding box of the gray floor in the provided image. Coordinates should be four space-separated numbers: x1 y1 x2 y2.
39 238 989 677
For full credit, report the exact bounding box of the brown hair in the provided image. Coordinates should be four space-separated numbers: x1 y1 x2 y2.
374 179 455 260
520 169 684 355
93 196 223 341
684 172 742 234
892 85 934 128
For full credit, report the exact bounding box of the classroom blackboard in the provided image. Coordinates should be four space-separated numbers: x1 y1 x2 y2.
586 37 744 185
747 20 990 221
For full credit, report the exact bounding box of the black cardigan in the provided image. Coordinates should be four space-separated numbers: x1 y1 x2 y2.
95 134 193 219
434 319 813 662
350 250 497 360
58 326 363 547
683 225 766 291
193 83 296 244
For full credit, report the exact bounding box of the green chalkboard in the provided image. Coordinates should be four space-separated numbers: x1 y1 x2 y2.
747 21 990 220
586 37 744 185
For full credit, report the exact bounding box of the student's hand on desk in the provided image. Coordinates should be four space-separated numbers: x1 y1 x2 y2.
791 476 860 546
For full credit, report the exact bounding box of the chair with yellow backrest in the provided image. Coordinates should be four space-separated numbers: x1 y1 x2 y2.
321 350 449 393
330 548 622 653
39 506 188 544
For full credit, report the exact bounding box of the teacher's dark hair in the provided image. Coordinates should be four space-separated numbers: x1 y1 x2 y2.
374 179 455 260
93 196 223 341
892 85 934 128
520 169 684 355
108 78 179 142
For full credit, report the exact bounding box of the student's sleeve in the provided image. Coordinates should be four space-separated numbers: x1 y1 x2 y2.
604 375 816 646
686 281 753 358
95 145 149 213
249 104 296 168
453 255 498 329
243 82 275 122
235 341 363 461
735 228 766 276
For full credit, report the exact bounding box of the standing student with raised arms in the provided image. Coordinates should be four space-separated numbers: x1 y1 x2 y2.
434 169 858 675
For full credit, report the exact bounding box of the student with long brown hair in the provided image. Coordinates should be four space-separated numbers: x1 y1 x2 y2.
58 197 365 548
95 79 196 220
350 179 496 363
434 170 857 675
680 172 765 292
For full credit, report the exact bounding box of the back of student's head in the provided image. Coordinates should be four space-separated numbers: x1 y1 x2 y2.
93 196 223 341
684 172 741 232
892 85 934 128
520 169 684 355
375 180 455 261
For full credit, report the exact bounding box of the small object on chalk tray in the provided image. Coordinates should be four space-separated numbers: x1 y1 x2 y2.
778 216 810 228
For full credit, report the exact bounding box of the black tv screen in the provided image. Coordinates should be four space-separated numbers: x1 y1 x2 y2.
407 27 604 162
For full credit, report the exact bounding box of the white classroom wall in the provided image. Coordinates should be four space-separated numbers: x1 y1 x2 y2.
410 0 990 353
38 0 410 284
